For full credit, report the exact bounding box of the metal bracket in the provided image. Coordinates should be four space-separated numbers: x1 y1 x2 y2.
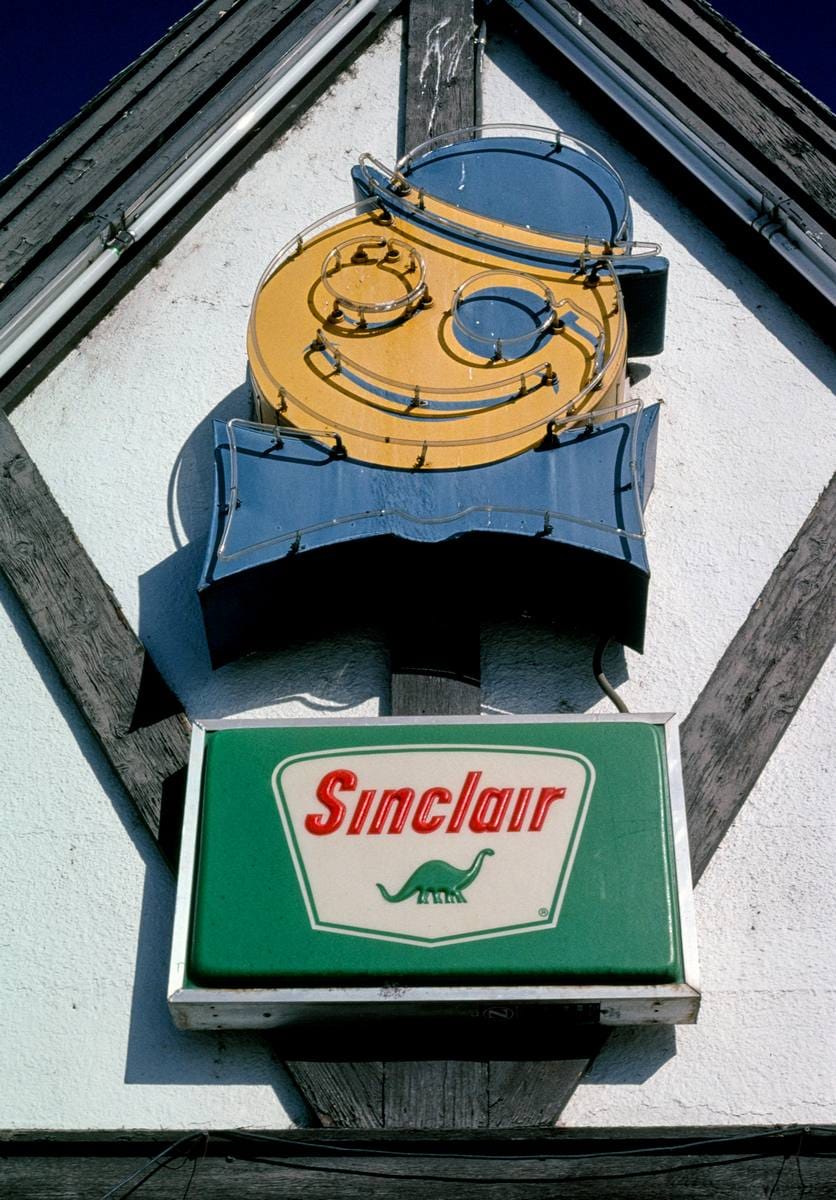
100 211 135 251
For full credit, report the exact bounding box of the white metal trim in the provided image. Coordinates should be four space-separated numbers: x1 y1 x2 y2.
664 717 701 993
195 712 676 730
167 724 207 999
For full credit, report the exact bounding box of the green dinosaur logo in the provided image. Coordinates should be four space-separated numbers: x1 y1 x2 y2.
376 849 495 905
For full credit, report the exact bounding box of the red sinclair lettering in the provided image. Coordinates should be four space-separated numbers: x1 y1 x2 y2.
469 787 513 832
447 770 480 832
508 787 533 832
529 787 567 830
413 787 452 833
369 788 414 834
305 768 354 834
305 769 568 834
346 788 375 834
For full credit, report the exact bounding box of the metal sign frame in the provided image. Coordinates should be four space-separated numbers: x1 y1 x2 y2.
168 713 700 1029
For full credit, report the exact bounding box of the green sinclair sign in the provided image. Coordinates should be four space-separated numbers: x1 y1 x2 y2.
168 716 700 1028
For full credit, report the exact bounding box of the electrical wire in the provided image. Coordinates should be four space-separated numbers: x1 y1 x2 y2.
592 635 630 712
99 1133 206 1199
97 1126 829 1198
211 1148 773 1187
224 1123 814 1162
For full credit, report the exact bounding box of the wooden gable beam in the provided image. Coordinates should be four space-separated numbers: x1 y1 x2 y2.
0 412 190 860
389 0 483 715
683 473 836 882
503 0 836 329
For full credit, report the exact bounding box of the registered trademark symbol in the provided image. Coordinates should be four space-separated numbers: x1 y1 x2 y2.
538 907 549 918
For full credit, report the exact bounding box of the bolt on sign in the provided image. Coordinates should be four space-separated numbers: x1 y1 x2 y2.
168 716 700 1028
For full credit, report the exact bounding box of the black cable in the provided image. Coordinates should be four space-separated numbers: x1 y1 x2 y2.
98 1127 825 1196
99 1133 206 1199
230 1148 768 1187
593 634 629 712
222 1124 810 1163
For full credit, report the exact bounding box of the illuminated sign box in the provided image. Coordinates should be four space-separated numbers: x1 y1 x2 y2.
168 716 699 1029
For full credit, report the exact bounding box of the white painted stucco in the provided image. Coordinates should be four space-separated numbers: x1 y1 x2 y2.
2 17 834 1131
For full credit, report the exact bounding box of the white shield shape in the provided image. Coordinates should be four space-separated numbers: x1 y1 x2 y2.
272 743 595 947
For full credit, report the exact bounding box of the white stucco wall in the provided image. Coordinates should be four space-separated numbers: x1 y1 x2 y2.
2 18 834 1131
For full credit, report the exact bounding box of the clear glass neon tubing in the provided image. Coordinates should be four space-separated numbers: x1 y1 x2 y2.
314 329 556 401
252 260 624 443
319 236 427 315
357 125 662 258
397 123 631 242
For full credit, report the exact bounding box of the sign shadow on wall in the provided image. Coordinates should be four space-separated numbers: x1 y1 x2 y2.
136 382 388 722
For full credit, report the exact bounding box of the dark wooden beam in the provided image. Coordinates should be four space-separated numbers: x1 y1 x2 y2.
0 413 190 857
0 0 223 212
283 1062 386 1129
389 613 482 715
286 0 486 1128
3 1127 834 1197
682 473 836 882
402 0 479 153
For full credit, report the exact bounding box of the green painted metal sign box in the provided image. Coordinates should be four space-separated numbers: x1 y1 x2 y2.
168 715 700 1029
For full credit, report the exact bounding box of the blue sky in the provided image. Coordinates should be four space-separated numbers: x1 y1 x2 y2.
0 1 198 180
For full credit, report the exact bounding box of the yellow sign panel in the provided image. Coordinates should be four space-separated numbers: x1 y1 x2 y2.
248 206 627 470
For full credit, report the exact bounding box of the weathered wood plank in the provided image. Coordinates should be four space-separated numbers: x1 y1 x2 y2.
682 473 836 882
384 1061 490 1129
4 1124 833 1141
389 612 482 714
3 1130 835 1198
402 0 477 152
283 1061 385 1129
0 0 306 288
0 413 189 851
390 674 481 713
589 0 836 225
487 1042 607 1128
661 0 836 141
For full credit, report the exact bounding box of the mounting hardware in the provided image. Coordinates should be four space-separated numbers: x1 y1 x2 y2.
540 420 561 449
100 211 134 251
535 511 554 537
